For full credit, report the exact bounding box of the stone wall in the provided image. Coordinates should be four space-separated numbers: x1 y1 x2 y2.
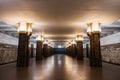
0 43 17 64
101 43 120 64
83 43 120 65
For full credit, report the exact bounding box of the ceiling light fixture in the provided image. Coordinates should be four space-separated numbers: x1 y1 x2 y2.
44 40 48 44
71 40 76 44
36 34 44 41
76 35 84 41
87 22 101 36
18 21 32 35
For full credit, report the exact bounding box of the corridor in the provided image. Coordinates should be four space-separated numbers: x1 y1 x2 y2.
0 54 120 80
0 0 120 80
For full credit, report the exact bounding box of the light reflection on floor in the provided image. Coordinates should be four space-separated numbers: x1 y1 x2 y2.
33 56 55 80
64 55 87 80
0 54 120 80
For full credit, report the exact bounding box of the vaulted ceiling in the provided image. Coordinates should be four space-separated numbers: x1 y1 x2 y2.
0 0 120 47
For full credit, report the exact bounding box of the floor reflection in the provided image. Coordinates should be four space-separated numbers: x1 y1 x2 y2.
0 54 120 80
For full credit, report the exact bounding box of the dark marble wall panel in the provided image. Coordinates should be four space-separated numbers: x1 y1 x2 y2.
0 43 17 64
101 43 120 64
54 48 66 54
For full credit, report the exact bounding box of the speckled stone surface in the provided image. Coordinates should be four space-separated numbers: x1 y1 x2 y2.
101 43 120 64
0 43 17 64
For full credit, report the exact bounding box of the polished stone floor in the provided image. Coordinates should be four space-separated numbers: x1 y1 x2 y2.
0 54 120 80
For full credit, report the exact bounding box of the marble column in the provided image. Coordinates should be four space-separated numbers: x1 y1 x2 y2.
69 46 72 57
71 44 76 58
47 46 51 56
66 47 68 54
17 33 29 67
67 46 70 56
89 35 94 66
87 22 102 67
86 44 89 58
49 46 53 56
88 33 102 67
36 41 43 60
91 33 102 67
76 41 83 60
43 44 48 58
30 44 34 58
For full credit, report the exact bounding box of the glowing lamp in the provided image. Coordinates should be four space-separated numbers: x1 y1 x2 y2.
87 23 92 36
18 22 27 33
44 40 48 44
36 35 44 41
27 23 32 36
66 43 70 47
71 40 76 44
76 35 84 41
87 22 101 36
92 22 101 33
68 41 72 46
18 22 32 35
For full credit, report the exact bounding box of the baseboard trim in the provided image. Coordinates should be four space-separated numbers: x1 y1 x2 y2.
103 61 120 66
0 61 16 65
